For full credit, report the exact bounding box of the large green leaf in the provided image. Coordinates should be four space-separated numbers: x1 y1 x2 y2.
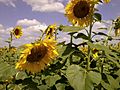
59 25 84 33
0 61 16 81
66 65 101 90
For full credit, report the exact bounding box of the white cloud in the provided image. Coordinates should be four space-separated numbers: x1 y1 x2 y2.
0 24 5 33
0 0 16 7
13 22 48 47
22 0 65 13
17 19 41 26
92 22 106 31
0 24 11 36
0 24 11 47
0 20 48 47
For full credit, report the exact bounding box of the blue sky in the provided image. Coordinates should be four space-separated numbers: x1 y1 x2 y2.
0 0 120 47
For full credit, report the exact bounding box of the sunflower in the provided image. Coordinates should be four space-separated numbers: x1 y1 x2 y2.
45 24 57 39
103 0 111 4
115 28 120 36
15 38 58 73
13 26 22 39
65 0 95 27
80 47 99 59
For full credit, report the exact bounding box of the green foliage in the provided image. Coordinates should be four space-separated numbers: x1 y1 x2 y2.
66 65 101 90
94 13 102 21
59 25 84 33
74 33 89 40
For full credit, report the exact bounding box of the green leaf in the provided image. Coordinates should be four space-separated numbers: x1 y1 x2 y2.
7 84 21 90
37 85 48 90
0 84 6 90
59 25 84 33
94 13 102 21
57 44 67 57
22 77 39 90
115 69 120 76
88 71 101 85
45 75 61 87
92 32 108 36
66 65 86 90
66 65 101 90
0 61 16 81
74 33 89 40
97 27 108 30
15 72 28 80
107 75 120 89
101 80 112 90
55 83 66 90
62 44 74 56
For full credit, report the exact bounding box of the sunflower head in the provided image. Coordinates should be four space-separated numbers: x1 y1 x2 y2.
45 24 57 39
103 0 111 4
65 0 95 27
15 38 58 73
13 26 23 39
115 28 120 36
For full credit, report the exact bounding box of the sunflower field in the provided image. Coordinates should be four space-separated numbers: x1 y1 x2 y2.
0 0 120 90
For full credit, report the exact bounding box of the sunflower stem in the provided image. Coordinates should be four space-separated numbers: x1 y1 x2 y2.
87 24 93 70
55 27 58 40
69 33 73 65
9 31 13 50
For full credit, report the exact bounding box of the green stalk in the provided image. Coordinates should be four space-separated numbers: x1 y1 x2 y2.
87 24 93 70
55 27 58 40
9 31 13 50
69 33 73 65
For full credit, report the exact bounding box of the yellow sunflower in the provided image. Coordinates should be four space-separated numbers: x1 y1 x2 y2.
103 0 111 4
115 28 120 36
15 38 58 73
80 47 99 59
65 0 95 27
13 26 22 39
45 24 57 39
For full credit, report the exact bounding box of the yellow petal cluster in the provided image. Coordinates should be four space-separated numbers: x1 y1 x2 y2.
13 26 23 39
103 0 111 4
45 24 57 39
16 38 58 73
65 0 95 27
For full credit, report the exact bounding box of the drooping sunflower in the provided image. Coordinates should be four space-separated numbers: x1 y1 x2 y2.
45 24 57 39
80 46 99 59
15 38 58 73
65 0 95 27
13 26 22 39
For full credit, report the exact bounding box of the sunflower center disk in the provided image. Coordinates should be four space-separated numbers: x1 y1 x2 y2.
27 45 47 62
73 1 90 18
15 29 20 35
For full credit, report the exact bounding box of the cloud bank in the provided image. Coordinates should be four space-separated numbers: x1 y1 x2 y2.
22 0 65 13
